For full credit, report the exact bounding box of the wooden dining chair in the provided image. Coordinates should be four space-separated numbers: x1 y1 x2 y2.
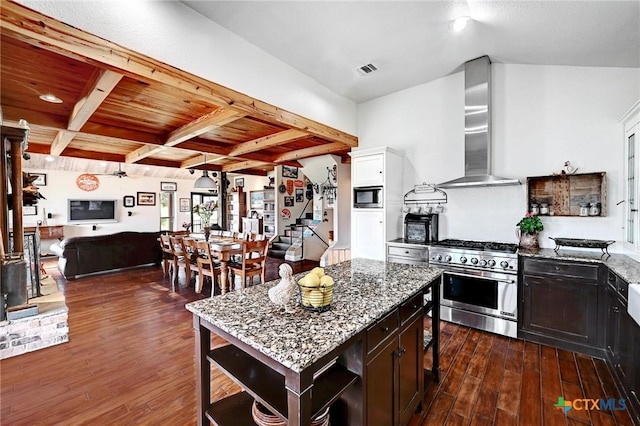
228 239 269 290
182 238 200 284
159 234 174 277
194 240 222 295
168 235 192 285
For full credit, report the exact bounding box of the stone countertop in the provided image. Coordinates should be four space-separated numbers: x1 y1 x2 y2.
519 248 640 284
185 258 442 373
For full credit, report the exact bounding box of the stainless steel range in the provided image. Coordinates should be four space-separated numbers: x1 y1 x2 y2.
429 239 519 338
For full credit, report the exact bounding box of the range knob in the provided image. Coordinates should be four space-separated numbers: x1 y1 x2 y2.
444 255 452 262
479 259 488 267
471 257 479 265
500 260 509 269
436 255 443 262
488 259 496 267
460 256 467 264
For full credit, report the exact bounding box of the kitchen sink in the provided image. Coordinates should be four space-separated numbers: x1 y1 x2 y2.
628 283 640 327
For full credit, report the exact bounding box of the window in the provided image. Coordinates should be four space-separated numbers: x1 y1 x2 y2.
160 192 175 231
191 192 218 232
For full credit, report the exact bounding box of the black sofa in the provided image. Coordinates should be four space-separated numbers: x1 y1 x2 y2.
50 231 162 280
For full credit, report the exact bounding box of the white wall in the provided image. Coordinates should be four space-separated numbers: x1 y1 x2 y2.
358 64 640 251
21 167 203 239
18 0 357 135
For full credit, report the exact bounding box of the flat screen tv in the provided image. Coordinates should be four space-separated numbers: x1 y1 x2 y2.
68 199 117 223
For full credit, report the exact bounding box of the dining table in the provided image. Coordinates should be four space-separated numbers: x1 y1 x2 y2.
206 238 243 293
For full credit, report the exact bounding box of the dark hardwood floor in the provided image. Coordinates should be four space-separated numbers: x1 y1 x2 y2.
0 260 633 425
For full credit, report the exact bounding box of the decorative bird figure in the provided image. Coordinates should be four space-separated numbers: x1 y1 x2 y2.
268 263 296 311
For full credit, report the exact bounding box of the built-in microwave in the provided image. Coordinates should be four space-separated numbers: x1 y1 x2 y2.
353 186 383 208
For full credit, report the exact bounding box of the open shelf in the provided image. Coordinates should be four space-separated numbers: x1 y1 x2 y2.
205 391 255 426
208 344 359 422
526 172 607 217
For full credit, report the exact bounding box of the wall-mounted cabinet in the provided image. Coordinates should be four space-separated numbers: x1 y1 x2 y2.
526 172 607 217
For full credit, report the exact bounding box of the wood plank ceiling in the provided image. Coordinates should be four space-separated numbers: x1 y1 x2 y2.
0 1 357 177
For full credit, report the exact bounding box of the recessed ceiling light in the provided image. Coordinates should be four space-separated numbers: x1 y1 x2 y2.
452 16 471 32
100 161 108 167
45 155 55 162
39 93 63 104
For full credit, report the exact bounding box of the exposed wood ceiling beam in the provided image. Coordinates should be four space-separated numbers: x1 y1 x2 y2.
68 68 123 131
180 154 228 169
166 108 245 147
0 2 357 148
222 160 270 173
125 108 245 163
271 142 348 163
227 129 307 157
50 68 123 156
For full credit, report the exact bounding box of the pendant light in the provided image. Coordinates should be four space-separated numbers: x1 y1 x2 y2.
193 153 217 190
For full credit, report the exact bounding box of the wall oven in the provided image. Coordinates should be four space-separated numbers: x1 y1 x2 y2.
353 186 383 208
429 239 519 338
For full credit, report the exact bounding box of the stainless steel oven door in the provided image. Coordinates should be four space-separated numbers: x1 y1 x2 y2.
440 267 517 321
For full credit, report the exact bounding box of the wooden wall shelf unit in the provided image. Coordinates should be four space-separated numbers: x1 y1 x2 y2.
526 172 607 217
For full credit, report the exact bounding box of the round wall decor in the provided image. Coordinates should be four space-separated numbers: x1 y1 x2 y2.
76 173 100 191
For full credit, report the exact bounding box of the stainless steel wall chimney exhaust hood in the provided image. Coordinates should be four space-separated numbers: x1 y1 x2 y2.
438 56 520 188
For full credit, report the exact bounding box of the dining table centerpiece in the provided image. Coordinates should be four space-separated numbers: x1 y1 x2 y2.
193 201 217 240
516 212 543 249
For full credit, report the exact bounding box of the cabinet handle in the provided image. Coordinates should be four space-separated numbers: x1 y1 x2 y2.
619 287 626 293
405 251 410 254
524 282 529 287
554 266 560 271
412 304 418 309
379 171 383 174
382 326 389 332
397 347 406 357
613 306 620 313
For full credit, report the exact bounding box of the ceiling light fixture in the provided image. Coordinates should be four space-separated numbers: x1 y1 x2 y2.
452 15 471 32
193 153 217 190
39 93 63 104
44 155 55 162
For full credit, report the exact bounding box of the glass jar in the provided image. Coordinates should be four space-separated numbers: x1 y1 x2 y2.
579 203 589 217
530 203 539 215
589 202 601 216
539 203 549 215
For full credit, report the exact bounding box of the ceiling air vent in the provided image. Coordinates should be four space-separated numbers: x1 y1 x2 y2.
357 63 378 76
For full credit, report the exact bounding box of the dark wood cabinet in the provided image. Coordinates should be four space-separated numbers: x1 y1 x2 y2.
605 271 640 425
519 257 605 357
365 293 425 426
398 315 423 426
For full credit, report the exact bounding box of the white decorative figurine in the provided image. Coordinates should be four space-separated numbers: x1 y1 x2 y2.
268 263 296 311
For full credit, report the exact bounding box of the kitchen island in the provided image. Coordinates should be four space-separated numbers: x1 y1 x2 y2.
186 258 442 426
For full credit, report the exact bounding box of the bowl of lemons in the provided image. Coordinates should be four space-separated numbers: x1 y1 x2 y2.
298 267 335 312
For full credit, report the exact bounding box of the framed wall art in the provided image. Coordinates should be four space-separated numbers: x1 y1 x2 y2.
137 192 156 206
234 177 244 188
31 173 47 186
295 188 304 203
179 198 191 212
123 195 135 208
161 181 177 191
23 205 38 216
284 196 294 207
282 165 298 179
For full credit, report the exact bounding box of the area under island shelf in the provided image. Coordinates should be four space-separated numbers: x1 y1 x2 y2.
186 259 443 426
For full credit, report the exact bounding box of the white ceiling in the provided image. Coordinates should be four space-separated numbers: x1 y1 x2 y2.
181 0 640 103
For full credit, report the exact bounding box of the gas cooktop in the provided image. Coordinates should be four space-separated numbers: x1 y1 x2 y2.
432 239 518 254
